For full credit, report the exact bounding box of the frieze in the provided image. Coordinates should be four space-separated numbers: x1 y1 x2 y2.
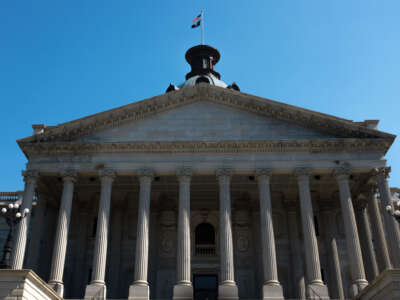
19 138 390 157
17 85 394 149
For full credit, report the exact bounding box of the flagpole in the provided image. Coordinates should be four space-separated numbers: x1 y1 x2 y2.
201 9 204 45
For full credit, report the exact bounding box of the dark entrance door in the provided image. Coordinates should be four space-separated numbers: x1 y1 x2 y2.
194 274 218 300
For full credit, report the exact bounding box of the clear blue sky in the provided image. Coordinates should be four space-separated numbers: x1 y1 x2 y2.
1 1 399 190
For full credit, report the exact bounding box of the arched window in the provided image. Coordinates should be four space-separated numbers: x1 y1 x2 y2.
195 223 216 256
195 76 210 85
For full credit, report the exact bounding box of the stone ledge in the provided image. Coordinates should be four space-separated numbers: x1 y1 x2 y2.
0 269 62 300
355 268 400 300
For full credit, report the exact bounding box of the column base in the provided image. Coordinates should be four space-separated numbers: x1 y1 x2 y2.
128 282 150 300
173 283 193 300
48 281 64 297
262 283 284 299
218 282 239 300
84 282 106 300
350 279 368 298
306 282 329 300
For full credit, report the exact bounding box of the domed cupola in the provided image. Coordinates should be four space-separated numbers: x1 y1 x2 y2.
166 45 240 92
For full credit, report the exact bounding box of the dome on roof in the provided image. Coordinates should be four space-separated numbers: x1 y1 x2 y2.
166 45 240 93
179 74 228 89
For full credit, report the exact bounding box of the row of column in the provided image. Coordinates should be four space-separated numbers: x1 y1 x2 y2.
10 166 400 300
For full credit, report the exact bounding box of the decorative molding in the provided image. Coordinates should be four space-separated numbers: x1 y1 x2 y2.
18 85 394 157
19 138 391 157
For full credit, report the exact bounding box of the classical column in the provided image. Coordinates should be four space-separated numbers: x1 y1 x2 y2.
25 194 47 270
321 206 345 300
11 170 39 270
286 201 306 300
367 186 392 272
216 168 239 299
48 170 77 297
129 168 153 300
255 169 284 299
84 168 115 300
294 168 329 299
334 167 368 297
173 168 193 300
354 197 379 281
373 167 400 268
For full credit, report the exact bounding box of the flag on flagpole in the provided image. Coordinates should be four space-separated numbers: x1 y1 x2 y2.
191 13 202 28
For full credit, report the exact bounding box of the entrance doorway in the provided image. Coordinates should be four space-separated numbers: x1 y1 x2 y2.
193 274 218 300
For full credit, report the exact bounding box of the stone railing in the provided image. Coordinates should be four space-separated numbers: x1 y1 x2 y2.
195 244 216 256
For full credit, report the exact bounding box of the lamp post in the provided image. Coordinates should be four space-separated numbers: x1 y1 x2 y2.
385 196 400 224
0 200 37 269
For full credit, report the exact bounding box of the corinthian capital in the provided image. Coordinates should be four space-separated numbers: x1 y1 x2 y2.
176 167 192 183
99 168 116 180
137 168 154 179
60 169 77 183
333 165 352 180
372 167 391 180
22 170 39 183
255 168 273 178
294 167 312 178
216 168 233 178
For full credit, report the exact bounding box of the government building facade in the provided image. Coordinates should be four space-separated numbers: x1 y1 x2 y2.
1 45 400 300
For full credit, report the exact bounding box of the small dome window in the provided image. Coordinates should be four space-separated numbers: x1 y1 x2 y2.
195 76 210 85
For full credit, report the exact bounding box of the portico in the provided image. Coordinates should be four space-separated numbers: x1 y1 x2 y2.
9 45 398 299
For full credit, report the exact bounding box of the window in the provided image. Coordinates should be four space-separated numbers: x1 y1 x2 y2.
195 223 216 256
195 76 210 85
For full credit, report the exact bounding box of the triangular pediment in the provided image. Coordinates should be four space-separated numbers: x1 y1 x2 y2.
75 101 332 143
18 84 395 156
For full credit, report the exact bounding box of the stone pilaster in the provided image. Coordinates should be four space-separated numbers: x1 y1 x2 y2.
294 168 329 299
173 168 193 300
11 170 39 270
320 205 345 300
48 170 77 297
85 168 115 300
334 167 368 297
354 197 379 281
129 168 153 300
216 168 238 300
367 186 392 272
373 167 400 268
286 201 306 300
255 169 283 300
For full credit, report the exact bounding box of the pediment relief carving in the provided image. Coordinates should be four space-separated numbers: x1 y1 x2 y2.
18 85 394 148
20 138 391 157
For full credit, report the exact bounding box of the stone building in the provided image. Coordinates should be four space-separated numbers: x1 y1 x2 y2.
3 45 400 300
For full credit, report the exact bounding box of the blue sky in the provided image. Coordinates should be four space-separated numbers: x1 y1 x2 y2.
0 1 399 190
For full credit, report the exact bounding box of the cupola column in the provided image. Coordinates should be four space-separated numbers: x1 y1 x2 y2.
48 170 77 297
334 167 368 297
173 168 193 300
373 167 400 268
216 168 239 300
255 169 284 300
294 168 329 299
129 169 153 300
11 170 39 270
84 168 115 300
